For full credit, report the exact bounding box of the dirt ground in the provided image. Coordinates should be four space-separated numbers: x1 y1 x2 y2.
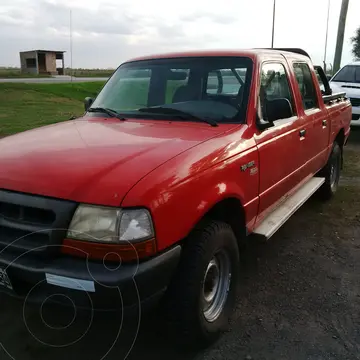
0 131 360 360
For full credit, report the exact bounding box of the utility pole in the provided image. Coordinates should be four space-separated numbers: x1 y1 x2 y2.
323 0 331 74
271 0 276 48
333 0 350 73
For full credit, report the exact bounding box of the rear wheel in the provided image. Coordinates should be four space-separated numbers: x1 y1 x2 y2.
163 221 240 348
317 142 342 200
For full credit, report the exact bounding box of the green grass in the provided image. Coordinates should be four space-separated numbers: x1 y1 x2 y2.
0 82 105 135
0 68 113 79
105 80 184 110
0 72 52 78
0 80 184 136
65 69 114 78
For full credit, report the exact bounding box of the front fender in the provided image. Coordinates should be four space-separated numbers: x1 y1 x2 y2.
122 143 259 251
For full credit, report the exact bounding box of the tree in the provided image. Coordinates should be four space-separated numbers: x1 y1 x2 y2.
351 27 360 61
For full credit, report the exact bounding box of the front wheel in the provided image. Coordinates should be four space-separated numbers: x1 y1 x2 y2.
317 142 342 200
163 221 240 348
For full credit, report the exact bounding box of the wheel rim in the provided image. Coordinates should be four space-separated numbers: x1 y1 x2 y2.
202 250 231 323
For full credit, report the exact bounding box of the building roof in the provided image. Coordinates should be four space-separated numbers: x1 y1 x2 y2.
20 50 66 54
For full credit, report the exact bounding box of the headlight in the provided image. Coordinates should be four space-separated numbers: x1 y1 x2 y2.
67 205 154 243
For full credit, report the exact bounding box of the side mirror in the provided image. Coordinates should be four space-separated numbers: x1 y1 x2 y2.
84 97 94 112
266 98 293 122
256 112 274 131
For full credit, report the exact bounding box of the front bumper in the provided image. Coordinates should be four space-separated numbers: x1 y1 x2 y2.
351 107 360 126
0 246 181 311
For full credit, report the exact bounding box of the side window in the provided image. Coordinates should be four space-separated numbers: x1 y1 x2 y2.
260 63 295 122
206 68 247 95
357 67 360 83
220 69 245 95
206 71 221 94
293 63 319 110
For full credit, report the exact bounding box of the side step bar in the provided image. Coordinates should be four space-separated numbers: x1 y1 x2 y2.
253 177 325 240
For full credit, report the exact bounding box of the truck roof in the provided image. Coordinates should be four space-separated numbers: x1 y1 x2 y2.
126 48 310 63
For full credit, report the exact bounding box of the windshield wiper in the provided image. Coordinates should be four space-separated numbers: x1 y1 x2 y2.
137 106 218 127
88 107 126 121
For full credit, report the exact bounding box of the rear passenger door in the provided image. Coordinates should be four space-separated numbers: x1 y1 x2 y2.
254 61 307 223
292 62 329 173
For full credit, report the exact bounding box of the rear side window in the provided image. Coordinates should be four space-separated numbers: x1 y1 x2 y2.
332 65 360 83
206 71 221 94
206 68 247 96
293 63 319 110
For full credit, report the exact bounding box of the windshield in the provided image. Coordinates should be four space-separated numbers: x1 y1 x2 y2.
90 56 253 123
332 65 360 83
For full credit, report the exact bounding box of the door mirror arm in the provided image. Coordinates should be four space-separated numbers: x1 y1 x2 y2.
256 113 275 131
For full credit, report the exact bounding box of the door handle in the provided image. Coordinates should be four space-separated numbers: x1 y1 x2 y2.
299 129 306 138
322 119 327 127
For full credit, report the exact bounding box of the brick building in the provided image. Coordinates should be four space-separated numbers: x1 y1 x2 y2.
20 50 65 75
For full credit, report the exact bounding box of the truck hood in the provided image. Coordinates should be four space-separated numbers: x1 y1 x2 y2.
0 117 228 206
330 81 360 97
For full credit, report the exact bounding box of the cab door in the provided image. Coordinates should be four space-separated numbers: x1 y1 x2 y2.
254 60 307 224
291 62 330 174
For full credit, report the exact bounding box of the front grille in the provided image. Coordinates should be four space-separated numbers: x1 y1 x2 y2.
0 226 49 251
342 85 360 90
352 114 360 121
350 98 360 107
0 202 56 225
0 190 77 256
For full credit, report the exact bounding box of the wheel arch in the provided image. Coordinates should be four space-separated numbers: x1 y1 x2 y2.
335 128 345 148
334 128 345 168
190 197 247 250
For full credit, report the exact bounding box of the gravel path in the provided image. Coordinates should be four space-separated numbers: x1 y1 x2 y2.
0 133 359 360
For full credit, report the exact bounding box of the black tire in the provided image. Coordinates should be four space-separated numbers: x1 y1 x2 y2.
317 142 342 200
163 220 240 348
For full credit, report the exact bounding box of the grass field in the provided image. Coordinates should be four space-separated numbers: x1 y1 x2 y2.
0 72 52 79
65 69 114 77
0 79 188 135
0 82 105 135
0 68 114 79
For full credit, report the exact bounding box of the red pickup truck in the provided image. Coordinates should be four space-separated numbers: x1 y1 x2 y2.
0 48 351 346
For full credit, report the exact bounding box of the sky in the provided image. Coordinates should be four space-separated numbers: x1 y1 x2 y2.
0 0 359 69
